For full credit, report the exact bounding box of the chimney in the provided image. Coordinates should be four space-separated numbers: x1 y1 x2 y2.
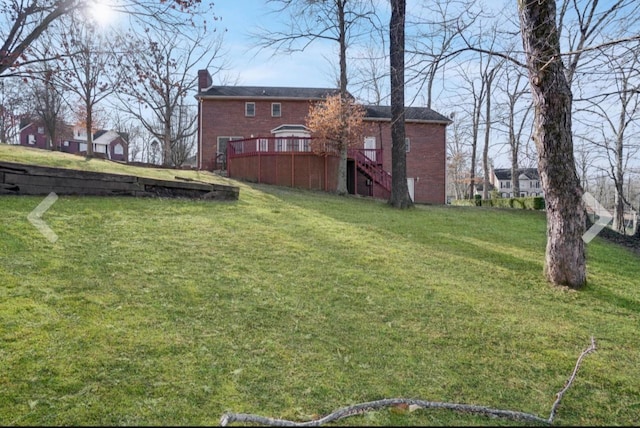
198 69 212 90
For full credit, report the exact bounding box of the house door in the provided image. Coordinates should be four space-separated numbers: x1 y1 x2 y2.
364 136 376 162
407 178 415 202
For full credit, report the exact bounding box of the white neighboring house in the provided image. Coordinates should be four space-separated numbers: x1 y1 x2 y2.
72 125 128 161
490 168 544 198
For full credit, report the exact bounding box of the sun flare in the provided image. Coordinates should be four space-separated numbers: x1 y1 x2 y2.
89 1 115 25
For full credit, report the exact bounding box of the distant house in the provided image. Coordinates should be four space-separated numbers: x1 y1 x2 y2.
195 69 451 204
18 121 68 150
489 167 543 198
19 121 129 162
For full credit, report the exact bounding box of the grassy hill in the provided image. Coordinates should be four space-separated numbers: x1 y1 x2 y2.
1 144 639 426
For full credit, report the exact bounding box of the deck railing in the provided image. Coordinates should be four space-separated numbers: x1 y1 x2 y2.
351 148 391 191
228 137 320 157
227 138 384 161
226 137 389 192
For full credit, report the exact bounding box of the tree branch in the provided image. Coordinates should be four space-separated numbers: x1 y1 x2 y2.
220 338 598 426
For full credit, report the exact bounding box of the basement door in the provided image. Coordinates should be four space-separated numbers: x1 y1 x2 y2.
364 136 376 162
407 178 415 202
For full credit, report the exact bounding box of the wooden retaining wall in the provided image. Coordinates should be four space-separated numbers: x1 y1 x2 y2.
0 161 239 201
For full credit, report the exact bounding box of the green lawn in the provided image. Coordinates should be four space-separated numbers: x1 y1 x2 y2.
1 144 639 426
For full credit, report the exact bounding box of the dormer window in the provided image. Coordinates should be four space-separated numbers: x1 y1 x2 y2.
245 102 255 117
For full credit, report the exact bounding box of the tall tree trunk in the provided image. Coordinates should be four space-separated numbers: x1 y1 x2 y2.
612 99 627 233
335 0 349 195
511 148 520 198
163 121 172 167
86 105 94 156
519 0 586 288
389 0 412 209
482 75 492 200
509 108 520 197
469 87 484 199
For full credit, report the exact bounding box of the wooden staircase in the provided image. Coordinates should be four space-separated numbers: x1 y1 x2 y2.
352 149 391 192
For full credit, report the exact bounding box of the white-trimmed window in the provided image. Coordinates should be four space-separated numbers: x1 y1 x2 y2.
257 138 269 152
114 143 124 155
245 102 255 117
28 134 36 145
405 138 411 153
271 103 281 117
63 141 69 147
37 127 44 134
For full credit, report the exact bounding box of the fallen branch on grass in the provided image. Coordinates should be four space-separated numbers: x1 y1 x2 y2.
219 337 597 426
547 336 597 424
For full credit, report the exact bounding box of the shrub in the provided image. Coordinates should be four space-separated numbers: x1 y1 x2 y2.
451 198 477 206
479 196 545 210
453 196 545 210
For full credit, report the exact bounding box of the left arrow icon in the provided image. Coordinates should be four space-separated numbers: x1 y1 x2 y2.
27 192 59 243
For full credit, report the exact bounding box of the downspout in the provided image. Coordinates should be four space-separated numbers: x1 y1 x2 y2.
198 98 203 170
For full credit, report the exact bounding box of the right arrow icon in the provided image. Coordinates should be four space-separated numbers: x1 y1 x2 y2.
582 192 613 243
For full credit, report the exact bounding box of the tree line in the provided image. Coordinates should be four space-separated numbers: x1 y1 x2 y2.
0 0 227 167
254 0 640 288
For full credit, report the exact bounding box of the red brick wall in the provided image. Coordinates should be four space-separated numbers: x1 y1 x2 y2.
362 120 446 204
199 97 446 203
109 137 128 162
198 98 314 170
19 123 49 150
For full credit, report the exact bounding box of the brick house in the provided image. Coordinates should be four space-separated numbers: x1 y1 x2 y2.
19 121 129 162
195 69 451 204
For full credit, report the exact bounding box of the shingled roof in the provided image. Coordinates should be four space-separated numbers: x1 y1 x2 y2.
197 86 343 100
196 84 451 124
363 105 451 124
493 168 540 180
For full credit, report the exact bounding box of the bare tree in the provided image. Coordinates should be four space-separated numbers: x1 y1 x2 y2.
580 47 640 232
0 77 23 144
31 67 69 150
558 0 640 87
169 104 198 167
350 43 388 105
497 60 533 197
454 47 496 199
446 111 471 200
406 0 480 109
519 0 586 288
114 25 225 166
49 16 115 156
254 0 379 195
480 57 503 200
0 0 214 78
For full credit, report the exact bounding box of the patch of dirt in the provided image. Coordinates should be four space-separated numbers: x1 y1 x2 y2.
588 218 640 256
